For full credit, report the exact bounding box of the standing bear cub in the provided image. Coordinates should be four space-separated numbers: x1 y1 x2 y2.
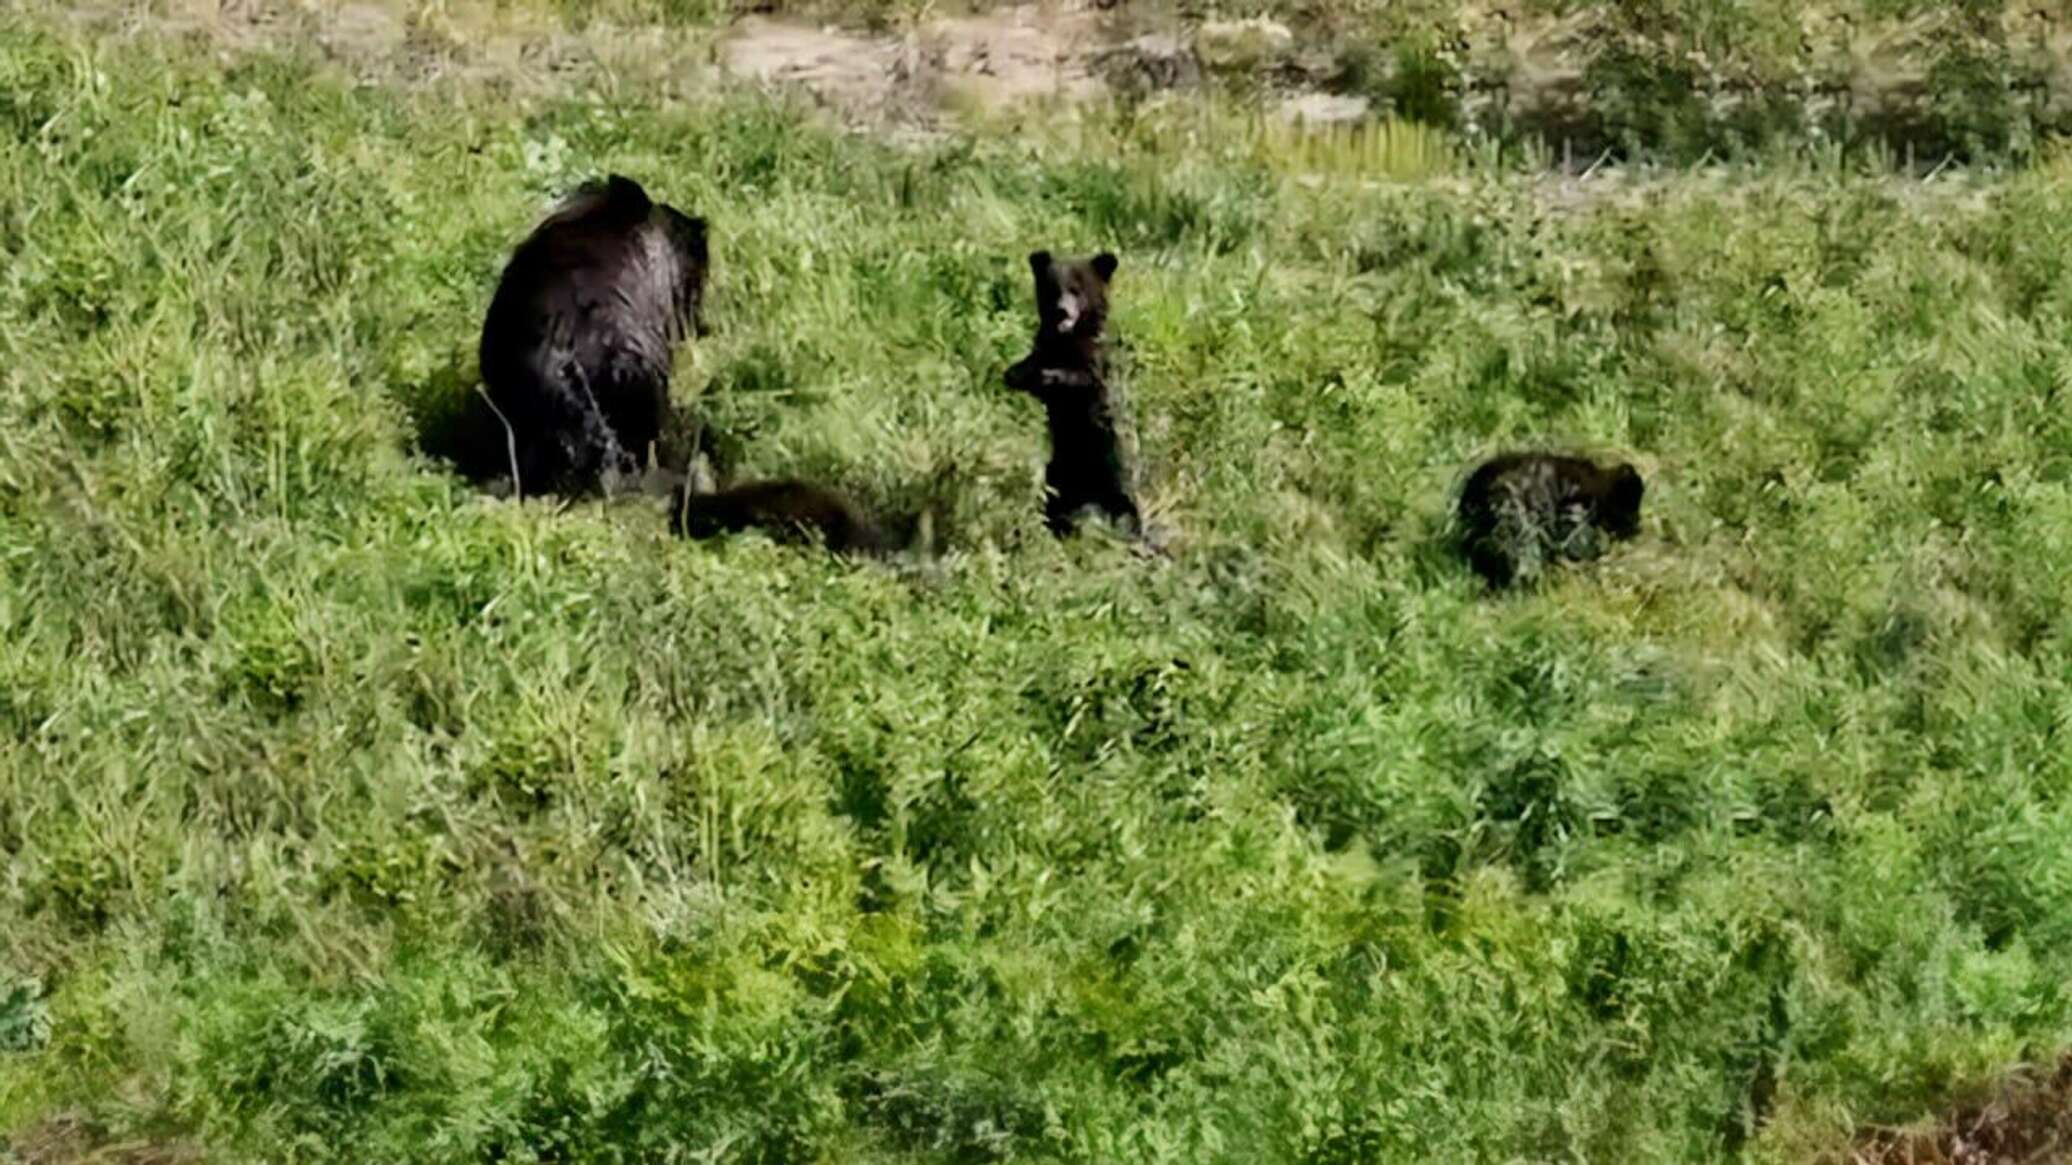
1004 249 1142 539
474 174 708 497
1456 452 1645 589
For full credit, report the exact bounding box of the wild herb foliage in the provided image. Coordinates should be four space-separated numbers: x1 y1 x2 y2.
1 13 2070 1163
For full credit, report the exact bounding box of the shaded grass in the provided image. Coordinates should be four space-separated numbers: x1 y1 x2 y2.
0 8 2069 1163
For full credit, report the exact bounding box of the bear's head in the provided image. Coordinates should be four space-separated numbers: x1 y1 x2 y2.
1027 250 1117 341
670 487 739 541
1597 463 1646 540
658 206 710 332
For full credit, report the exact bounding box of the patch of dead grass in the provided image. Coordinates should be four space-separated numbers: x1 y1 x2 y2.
5 1112 201 1165
1845 1055 2072 1165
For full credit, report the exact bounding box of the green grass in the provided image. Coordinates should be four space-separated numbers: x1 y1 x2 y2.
3 7 2072 1162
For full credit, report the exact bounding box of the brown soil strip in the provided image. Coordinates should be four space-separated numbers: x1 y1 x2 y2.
1847 1054 2072 1165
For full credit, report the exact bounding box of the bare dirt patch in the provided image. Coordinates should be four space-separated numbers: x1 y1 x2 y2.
1845 1054 2072 1165
718 3 1121 127
718 16 919 122
928 4 1114 108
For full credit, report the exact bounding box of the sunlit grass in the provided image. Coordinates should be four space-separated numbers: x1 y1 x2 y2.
0 6 2069 1164
1094 99 1460 181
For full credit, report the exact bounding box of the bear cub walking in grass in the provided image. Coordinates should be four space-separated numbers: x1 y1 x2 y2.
1456 452 1645 589
1004 249 1142 539
473 174 708 497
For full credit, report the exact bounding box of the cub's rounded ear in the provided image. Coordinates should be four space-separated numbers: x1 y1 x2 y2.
1612 464 1646 503
679 214 710 254
1091 252 1119 281
1027 250 1053 273
604 174 652 209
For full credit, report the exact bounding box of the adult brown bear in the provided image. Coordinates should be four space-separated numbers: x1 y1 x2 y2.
474 175 708 497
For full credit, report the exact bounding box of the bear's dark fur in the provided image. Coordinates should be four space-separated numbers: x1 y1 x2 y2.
1003 249 1141 538
473 174 708 497
670 479 910 558
1456 452 1645 589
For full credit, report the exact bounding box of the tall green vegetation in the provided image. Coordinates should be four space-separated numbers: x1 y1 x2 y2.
1 7 2070 1162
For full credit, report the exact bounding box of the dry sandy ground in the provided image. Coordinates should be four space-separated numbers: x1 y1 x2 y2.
718 6 1112 122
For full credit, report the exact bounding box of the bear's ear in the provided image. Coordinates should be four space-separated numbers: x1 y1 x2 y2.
1610 464 1645 509
1027 250 1053 275
1091 252 1119 282
603 174 652 212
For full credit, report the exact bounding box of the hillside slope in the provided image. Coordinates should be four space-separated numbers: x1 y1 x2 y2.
2 6 2071 1161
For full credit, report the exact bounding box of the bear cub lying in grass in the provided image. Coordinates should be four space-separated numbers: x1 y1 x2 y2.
671 479 889 556
1456 452 1645 589
1004 249 1142 540
474 174 708 497
669 474 937 560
